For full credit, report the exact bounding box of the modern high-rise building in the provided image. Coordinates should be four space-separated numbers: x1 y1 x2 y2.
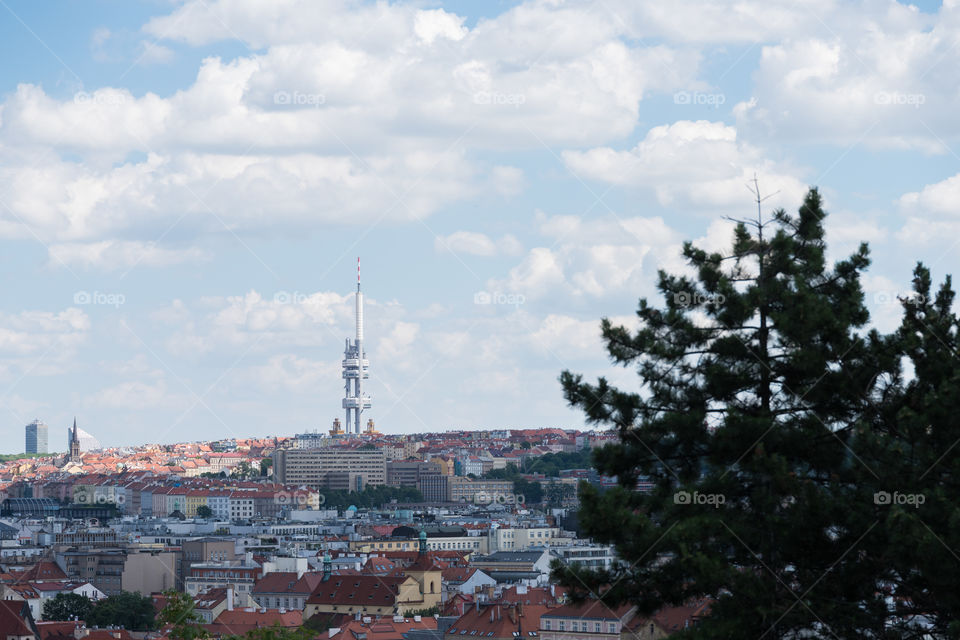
24 419 48 454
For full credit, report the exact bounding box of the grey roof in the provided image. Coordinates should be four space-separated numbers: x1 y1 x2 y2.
474 551 547 562
483 570 543 581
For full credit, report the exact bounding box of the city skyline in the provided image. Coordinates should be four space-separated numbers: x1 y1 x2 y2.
1 0 958 452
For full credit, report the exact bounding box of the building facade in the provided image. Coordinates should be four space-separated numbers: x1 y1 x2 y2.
24 420 48 454
272 447 386 489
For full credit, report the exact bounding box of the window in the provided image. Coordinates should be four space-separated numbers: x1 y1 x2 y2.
594 623 601 633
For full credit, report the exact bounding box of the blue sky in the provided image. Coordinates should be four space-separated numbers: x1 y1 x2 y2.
0 0 957 452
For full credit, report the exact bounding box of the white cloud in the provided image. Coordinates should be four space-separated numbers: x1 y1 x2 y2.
734 3 960 150
491 211 683 301
378 321 420 363
49 241 209 270
899 173 960 216
531 314 601 358
0 308 90 383
435 231 498 257
562 120 808 211
491 166 525 197
0 150 475 249
0 0 710 273
86 380 176 410
414 9 467 45
435 231 525 257
139 41 175 64
242 354 339 393
895 173 960 245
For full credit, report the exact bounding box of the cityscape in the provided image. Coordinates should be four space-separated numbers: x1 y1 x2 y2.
3 0 960 639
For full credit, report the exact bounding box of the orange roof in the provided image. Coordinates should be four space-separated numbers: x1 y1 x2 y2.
204 608 301 635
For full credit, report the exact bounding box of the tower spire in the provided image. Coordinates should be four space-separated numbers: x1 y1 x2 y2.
69 417 80 462
342 258 371 436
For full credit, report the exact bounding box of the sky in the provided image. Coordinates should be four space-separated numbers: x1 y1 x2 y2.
0 0 957 453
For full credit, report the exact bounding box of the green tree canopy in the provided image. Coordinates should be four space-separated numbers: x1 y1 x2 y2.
513 477 543 504
87 591 155 631
42 592 93 622
555 188 891 638
849 264 960 637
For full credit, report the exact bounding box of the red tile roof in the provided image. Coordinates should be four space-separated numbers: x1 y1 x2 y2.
447 604 548 640
12 561 68 583
0 600 37 636
306 575 409 607
252 571 323 595
204 608 302 635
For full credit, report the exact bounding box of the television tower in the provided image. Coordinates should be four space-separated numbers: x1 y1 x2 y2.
342 258 371 435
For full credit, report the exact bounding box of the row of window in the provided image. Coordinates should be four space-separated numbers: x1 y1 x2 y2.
542 621 616 633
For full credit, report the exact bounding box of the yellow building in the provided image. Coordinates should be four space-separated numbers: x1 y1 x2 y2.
183 490 210 517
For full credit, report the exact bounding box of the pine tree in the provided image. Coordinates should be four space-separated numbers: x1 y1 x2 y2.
853 264 960 637
555 188 889 638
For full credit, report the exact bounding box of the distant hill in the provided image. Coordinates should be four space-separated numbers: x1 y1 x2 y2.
0 452 58 462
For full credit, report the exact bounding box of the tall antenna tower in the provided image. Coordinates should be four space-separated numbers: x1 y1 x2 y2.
342 258 371 435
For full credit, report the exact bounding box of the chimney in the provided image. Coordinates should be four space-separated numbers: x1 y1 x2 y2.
227 586 234 611
508 607 517 625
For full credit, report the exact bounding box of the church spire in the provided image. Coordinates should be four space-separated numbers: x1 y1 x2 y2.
69 418 81 462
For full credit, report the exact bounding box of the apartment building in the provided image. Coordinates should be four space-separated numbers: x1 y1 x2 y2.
178 538 236 589
539 601 635 640
184 561 260 598
488 527 562 552
387 460 441 488
272 447 386 489
447 478 515 504
57 548 176 596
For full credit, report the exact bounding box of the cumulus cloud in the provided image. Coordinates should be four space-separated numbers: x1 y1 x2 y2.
734 3 959 150
434 231 524 257
86 380 177 410
49 241 209 270
562 120 808 211
0 0 706 272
